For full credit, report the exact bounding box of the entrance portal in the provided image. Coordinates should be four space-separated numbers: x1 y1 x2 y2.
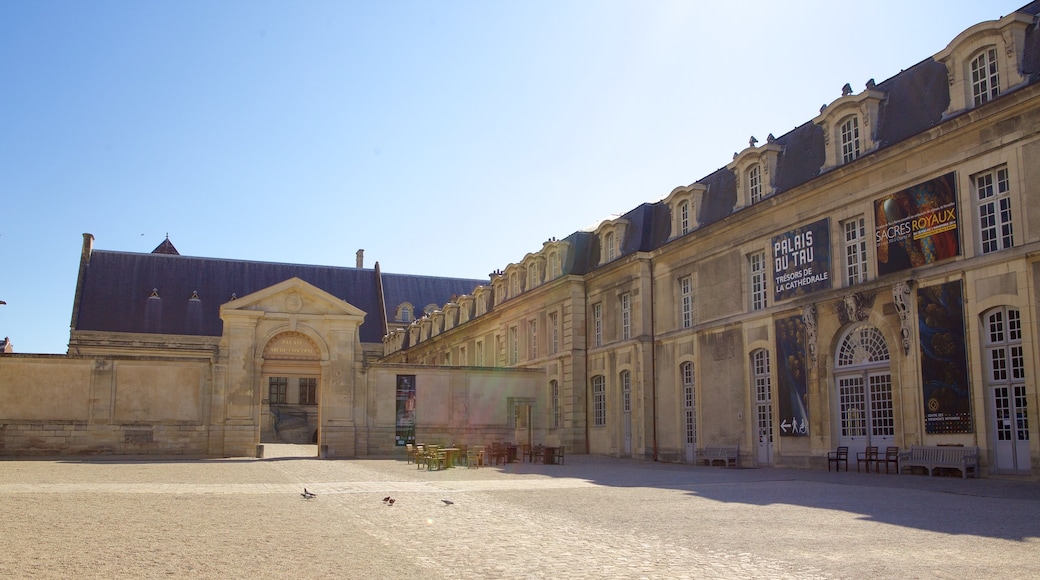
260 332 322 454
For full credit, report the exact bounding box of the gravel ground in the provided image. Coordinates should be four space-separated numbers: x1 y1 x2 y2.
1 447 1038 579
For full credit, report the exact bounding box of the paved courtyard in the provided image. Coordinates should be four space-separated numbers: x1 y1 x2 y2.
1 446 1038 579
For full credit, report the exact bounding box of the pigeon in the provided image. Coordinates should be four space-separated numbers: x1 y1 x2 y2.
382 496 391 503
441 499 454 506
388 498 395 506
301 488 316 499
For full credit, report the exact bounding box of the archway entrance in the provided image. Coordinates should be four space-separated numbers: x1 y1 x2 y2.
260 331 322 456
834 324 894 456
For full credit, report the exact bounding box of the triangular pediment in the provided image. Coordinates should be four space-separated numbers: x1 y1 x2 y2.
220 277 366 319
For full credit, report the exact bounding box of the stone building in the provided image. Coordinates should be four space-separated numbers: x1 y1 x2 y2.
383 3 1040 475
2 3 1039 475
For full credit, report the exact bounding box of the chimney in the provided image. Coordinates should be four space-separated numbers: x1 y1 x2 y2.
356 249 364 269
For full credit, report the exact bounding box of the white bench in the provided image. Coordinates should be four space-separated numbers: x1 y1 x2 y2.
898 445 979 479
697 446 739 468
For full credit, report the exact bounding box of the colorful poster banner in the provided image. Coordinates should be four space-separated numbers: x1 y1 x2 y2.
395 374 416 446
917 281 973 434
772 218 831 302
775 316 809 437
875 172 960 276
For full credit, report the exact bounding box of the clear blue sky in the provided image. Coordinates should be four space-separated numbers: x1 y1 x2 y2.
0 1 1018 353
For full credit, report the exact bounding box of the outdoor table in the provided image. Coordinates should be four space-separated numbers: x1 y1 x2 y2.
505 445 519 463
544 446 559 465
440 447 460 468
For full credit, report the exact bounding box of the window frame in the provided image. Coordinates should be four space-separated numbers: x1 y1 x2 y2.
971 47 1000 106
840 115 861 164
749 251 768 312
592 375 606 427
974 165 1013 254
620 293 631 340
679 275 693 329
842 216 869 286
299 377 317 405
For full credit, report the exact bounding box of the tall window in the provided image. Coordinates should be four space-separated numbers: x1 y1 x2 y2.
678 200 690 235
592 375 606 426
843 216 869 285
528 264 540 289
509 325 518 365
682 361 696 450
620 293 631 340
975 166 1013 254
549 311 559 354
840 116 861 164
748 164 763 204
985 308 1028 446
749 251 768 311
679 276 693 329
299 377 317 405
593 303 603 347
510 273 521 297
476 340 484 367
753 350 774 444
605 232 617 261
971 47 1000 106
528 319 538 360
621 370 632 413
548 251 560 280
269 377 287 404
551 380 561 428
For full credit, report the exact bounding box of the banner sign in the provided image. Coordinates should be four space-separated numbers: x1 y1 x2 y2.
395 375 416 446
775 316 809 436
917 281 973 434
875 172 960 276
772 218 831 301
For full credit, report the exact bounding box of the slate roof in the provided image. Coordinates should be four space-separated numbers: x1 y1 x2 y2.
73 248 486 344
579 1 1040 268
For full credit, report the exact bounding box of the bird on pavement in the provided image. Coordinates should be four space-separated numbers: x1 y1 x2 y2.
382 496 391 503
441 499 454 506
388 498 395 506
301 488 316 499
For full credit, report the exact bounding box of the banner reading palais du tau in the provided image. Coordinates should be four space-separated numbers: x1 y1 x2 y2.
771 219 830 437
772 218 832 302
875 172 960 275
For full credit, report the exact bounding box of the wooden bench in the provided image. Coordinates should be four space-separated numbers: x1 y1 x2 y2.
898 445 979 479
697 446 739 468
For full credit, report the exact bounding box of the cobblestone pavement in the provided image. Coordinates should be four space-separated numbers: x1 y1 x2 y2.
2 447 1038 579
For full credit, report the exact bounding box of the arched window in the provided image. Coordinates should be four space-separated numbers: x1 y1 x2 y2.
840 115 861 164
681 361 696 453
592 375 606 426
678 200 690 235
835 325 893 447
971 47 1000 106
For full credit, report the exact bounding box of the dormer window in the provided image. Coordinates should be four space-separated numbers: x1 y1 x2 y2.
971 47 999 106
510 271 521 297
547 251 559 280
936 13 1030 115
813 84 883 172
664 184 706 238
747 164 763 204
595 218 629 265
840 116 861 164
727 137 781 210
397 303 414 323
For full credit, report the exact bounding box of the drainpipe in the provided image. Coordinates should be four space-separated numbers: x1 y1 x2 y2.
649 257 659 461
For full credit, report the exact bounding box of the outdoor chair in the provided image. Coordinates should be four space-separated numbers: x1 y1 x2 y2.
827 446 849 471
857 446 879 473
879 446 900 474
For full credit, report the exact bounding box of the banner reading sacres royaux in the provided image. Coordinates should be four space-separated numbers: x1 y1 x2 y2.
875 173 960 275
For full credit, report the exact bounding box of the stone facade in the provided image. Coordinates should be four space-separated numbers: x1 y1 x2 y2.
383 6 1040 476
